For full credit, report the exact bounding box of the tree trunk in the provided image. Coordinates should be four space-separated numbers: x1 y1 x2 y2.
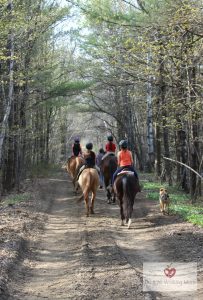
146 52 155 171
0 1 14 166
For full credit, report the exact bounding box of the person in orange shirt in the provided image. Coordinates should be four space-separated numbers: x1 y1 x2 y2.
112 139 138 184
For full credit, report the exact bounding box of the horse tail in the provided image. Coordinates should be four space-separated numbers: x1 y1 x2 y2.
77 170 91 202
122 175 134 220
77 193 84 202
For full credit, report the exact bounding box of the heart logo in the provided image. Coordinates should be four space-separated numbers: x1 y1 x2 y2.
164 267 176 278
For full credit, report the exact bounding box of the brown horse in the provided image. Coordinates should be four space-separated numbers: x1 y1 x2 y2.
66 156 84 191
100 154 117 203
66 156 84 178
77 168 99 216
113 171 140 229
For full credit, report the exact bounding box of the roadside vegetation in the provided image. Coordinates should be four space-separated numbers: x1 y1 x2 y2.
143 179 203 227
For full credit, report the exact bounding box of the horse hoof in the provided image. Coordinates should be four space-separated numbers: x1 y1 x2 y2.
127 219 132 229
90 209 94 214
121 221 124 226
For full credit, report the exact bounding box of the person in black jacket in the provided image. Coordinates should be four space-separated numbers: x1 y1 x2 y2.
75 143 99 181
83 143 96 167
72 138 82 157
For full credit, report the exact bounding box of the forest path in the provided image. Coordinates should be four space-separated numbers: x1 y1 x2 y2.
8 171 202 300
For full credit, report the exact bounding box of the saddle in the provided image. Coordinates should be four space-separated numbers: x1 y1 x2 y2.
117 170 134 177
75 165 99 181
101 152 115 161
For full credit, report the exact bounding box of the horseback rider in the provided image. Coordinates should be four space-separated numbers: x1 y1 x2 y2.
72 137 82 157
105 135 116 153
83 142 96 168
112 140 138 184
102 135 116 160
75 143 100 181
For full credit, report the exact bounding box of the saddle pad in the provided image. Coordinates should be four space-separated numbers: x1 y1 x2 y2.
117 170 134 176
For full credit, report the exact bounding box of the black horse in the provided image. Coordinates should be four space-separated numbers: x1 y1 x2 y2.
100 154 117 203
113 171 140 228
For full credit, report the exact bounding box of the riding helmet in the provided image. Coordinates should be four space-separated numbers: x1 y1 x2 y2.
86 142 93 150
107 135 113 141
74 137 80 143
99 148 105 154
119 139 128 149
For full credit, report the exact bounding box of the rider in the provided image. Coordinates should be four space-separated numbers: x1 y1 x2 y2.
76 143 99 179
112 139 138 184
105 135 116 153
102 135 116 160
83 142 96 168
72 137 82 157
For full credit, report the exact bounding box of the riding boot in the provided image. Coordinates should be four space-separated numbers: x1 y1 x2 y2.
74 165 85 183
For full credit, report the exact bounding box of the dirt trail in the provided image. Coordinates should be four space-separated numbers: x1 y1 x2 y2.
7 172 203 300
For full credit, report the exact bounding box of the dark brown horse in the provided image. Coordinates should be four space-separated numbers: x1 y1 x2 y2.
100 154 117 203
113 171 140 229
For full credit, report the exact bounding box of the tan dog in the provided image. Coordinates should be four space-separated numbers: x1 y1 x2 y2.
159 188 170 215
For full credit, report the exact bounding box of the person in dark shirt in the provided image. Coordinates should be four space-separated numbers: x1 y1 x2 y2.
72 138 82 157
75 143 99 181
83 143 96 167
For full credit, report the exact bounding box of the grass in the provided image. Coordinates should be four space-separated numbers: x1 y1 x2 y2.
30 163 60 178
142 180 203 227
1 192 31 206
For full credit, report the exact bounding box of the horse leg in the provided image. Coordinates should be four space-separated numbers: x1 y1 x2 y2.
107 188 111 204
84 192 89 217
104 177 111 204
90 191 96 214
119 198 125 226
127 203 134 229
127 219 132 229
112 188 116 204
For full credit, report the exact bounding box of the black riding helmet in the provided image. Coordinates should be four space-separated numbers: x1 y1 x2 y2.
86 142 93 150
107 135 113 142
119 139 128 149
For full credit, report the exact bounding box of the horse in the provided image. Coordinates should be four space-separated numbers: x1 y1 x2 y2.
66 156 84 191
113 171 140 229
77 168 99 217
100 154 117 203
